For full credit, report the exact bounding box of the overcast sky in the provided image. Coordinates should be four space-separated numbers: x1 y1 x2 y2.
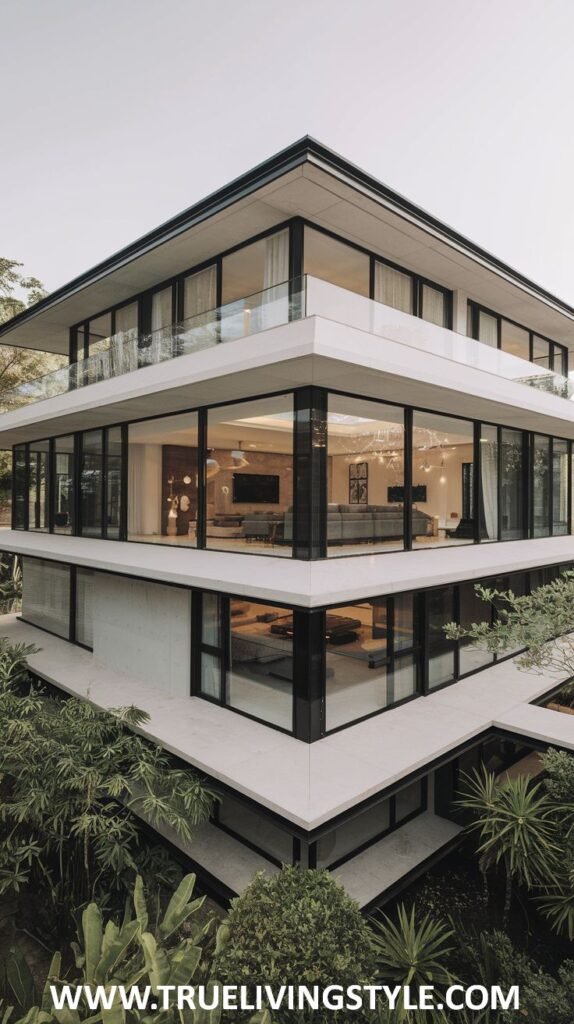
2 0 573 302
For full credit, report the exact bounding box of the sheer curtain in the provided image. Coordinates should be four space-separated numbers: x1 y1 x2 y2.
421 284 446 327
113 302 139 374
261 228 289 329
374 263 412 314
182 266 217 352
480 434 498 541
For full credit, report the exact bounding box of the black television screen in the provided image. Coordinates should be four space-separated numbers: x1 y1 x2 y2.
387 485 427 503
233 473 280 504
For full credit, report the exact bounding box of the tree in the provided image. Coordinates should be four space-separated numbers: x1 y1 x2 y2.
444 571 574 680
456 768 561 925
0 640 216 938
370 904 455 1024
214 866 376 1023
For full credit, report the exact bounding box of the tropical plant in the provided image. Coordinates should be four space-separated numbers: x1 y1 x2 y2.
214 866 375 1023
0 639 216 938
456 767 561 924
0 873 269 1024
370 903 455 1024
0 554 22 611
443 571 574 679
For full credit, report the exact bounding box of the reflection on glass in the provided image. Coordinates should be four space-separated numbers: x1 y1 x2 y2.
480 425 498 542
106 428 123 539
427 587 455 689
532 335 551 370
317 799 391 869
553 438 569 536
80 431 103 537
532 434 550 538
411 411 474 548
222 230 289 339
304 227 369 297
500 428 525 540
13 446 27 529
458 581 493 675
75 568 95 648
53 435 75 534
207 395 293 557
228 598 293 729
22 557 70 638
501 320 529 361
325 596 418 731
128 412 199 547
326 395 406 556
28 440 49 532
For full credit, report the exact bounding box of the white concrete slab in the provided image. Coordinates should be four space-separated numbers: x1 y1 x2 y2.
495 702 574 750
1 529 572 607
3 615 570 832
333 813 462 908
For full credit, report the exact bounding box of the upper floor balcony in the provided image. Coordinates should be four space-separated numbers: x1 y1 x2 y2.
0 275 573 418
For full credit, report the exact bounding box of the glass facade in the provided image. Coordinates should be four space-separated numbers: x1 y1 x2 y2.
206 395 294 556
17 556 574 739
326 395 405 555
12 391 573 550
468 301 568 376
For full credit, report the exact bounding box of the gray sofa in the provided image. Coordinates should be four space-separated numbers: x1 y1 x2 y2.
283 504 432 544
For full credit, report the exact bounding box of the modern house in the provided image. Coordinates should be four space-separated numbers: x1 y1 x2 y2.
1 137 574 910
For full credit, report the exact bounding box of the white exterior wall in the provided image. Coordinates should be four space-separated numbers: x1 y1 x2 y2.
92 574 191 697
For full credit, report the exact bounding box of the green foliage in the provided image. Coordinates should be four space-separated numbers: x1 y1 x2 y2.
457 767 562 923
370 904 454 1024
213 866 375 1023
444 571 574 678
0 555 22 612
0 640 216 936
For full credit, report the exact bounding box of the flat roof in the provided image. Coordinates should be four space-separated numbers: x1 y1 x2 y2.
3 137 574 353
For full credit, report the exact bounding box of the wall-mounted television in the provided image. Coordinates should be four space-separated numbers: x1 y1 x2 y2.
233 473 280 504
387 485 427 503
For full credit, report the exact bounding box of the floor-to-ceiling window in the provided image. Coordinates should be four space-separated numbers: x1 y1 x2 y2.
79 428 123 539
28 440 49 532
500 428 526 540
13 445 27 530
127 412 199 547
532 434 551 538
468 302 568 377
427 586 456 689
480 424 498 542
221 228 290 339
326 395 406 555
206 395 294 556
411 412 475 548
53 435 75 534
324 593 419 731
304 228 370 298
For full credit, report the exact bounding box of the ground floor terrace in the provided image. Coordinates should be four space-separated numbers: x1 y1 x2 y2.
1 613 572 910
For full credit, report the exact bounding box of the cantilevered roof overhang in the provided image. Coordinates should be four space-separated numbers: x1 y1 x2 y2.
3 137 574 354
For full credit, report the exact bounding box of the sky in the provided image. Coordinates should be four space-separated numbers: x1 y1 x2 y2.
2 0 574 302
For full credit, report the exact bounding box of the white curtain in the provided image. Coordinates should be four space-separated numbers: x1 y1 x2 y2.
481 439 498 540
478 311 498 348
374 263 412 314
182 266 217 352
421 284 446 327
261 229 289 329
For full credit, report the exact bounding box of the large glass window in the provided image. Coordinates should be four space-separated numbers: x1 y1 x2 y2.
228 598 293 730
477 310 498 348
75 567 95 648
411 412 475 548
13 445 27 529
326 395 405 556
206 396 293 557
500 428 525 540
532 335 551 370
80 428 123 539
128 412 199 547
553 439 569 536
532 434 550 538
501 320 529 361
458 580 494 675
86 312 112 357
304 228 369 297
480 425 498 542
222 229 290 338
420 283 447 327
53 435 75 534
427 586 455 689
28 440 49 532
22 557 70 638
374 263 413 314
325 594 418 731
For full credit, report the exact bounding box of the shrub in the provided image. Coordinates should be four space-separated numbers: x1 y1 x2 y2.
213 866 376 1022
